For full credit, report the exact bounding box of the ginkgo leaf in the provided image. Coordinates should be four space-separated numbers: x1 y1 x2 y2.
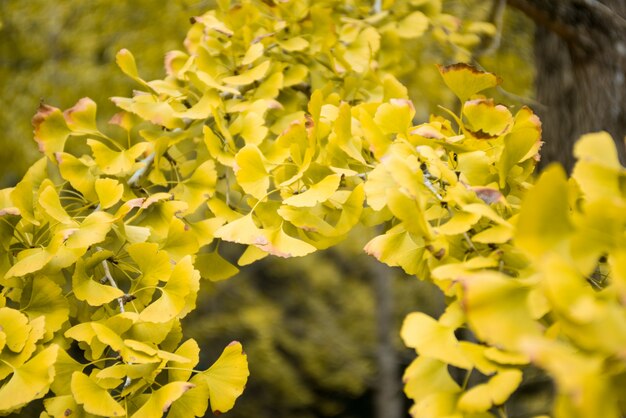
95 178 124 209
71 371 125 417
166 374 210 418
403 356 460 403
171 160 217 214
374 99 415 135
234 145 269 200
64 211 115 249
401 312 472 369
201 341 249 414
256 225 317 258
116 48 140 80
364 226 427 275
63 97 98 134
242 43 264 66
160 218 200 262
457 369 523 412
0 345 58 415
11 157 48 225
462 99 513 139
169 339 200 383
283 174 341 207
515 165 572 257
194 251 239 281
57 153 98 201
437 211 481 235
497 107 542 186
128 242 172 304
437 63 501 102
50 348 82 397
223 60 270 86
72 260 124 307
397 11 429 38
0 307 30 352
21 276 70 335
214 214 266 246
572 131 623 199
131 382 195 418
4 232 64 278
139 256 199 323
461 271 541 349
279 36 309 51
32 104 71 160
88 139 149 176
38 182 74 225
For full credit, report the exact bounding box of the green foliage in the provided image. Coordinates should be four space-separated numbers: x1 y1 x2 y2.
0 1 624 418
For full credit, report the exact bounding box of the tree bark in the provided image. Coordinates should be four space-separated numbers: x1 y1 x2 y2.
370 259 404 418
508 0 626 171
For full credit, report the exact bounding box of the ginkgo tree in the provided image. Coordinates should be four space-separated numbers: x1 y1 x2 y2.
1 0 625 417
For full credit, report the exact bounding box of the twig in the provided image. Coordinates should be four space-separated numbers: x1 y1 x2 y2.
128 152 156 187
97 246 125 313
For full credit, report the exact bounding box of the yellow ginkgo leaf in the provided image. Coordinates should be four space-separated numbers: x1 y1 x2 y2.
515 165 572 258
437 63 501 103
278 36 309 52
63 97 98 134
88 139 149 176
374 99 415 135
194 251 239 282
64 211 115 249
139 256 199 323
169 339 200 383
256 225 317 258
234 145 269 200
71 371 125 417
223 60 270 86
72 260 124 307
396 11 429 39
364 226 426 276
131 382 195 418
403 356 460 404
0 345 58 415
457 369 523 412
401 312 472 369
95 178 124 209
38 182 74 225
0 307 30 352
462 99 513 139
171 160 217 214
242 43 264 66
166 377 210 418
32 104 71 160
21 276 70 335
201 341 249 414
283 174 341 207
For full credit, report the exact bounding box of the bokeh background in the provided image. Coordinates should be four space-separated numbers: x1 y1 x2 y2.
0 1 536 417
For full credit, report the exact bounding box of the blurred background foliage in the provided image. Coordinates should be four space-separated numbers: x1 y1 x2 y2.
0 1 535 417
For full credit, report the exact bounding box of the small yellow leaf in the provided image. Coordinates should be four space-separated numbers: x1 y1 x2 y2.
223 60 270 86
234 145 269 200
71 371 125 417
131 382 195 418
283 174 341 207
437 63 501 103
95 178 124 209
201 341 249 414
0 345 58 415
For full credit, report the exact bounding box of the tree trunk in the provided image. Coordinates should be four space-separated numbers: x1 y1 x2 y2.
370 259 404 418
508 0 626 171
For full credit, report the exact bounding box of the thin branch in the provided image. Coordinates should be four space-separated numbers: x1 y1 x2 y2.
128 152 156 187
475 0 507 57
97 246 125 313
